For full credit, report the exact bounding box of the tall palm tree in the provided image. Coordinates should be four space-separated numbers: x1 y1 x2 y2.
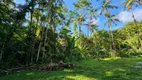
85 20 98 36
97 0 118 16
105 14 120 52
73 0 92 36
123 0 142 50
96 0 119 56
85 6 98 36
35 0 65 63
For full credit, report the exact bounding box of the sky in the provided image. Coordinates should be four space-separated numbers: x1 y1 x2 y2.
14 0 142 34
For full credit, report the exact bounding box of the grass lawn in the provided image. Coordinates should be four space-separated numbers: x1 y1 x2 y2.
0 57 142 80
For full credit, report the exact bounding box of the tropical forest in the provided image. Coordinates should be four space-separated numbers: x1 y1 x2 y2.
0 0 142 80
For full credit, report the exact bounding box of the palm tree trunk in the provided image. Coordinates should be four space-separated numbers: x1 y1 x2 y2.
36 42 42 62
109 27 116 51
36 26 44 63
79 25 81 36
132 12 142 49
30 7 34 64
87 27 90 36
42 27 48 61
36 4 42 63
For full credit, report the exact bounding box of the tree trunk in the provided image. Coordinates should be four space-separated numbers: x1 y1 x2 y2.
132 12 142 49
79 25 81 36
0 44 5 61
87 27 90 36
36 42 42 62
109 27 116 52
30 7 34 64
42 27 48 61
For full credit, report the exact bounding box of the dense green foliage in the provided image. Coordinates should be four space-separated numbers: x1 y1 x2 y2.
89 21 142 58
0 0 142 78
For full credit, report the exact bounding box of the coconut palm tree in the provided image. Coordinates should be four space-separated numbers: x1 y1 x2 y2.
105 14 120 52
97 0 118 16
95 0 120 56
122 0 142 10
73 0 92 36
122 0 142 50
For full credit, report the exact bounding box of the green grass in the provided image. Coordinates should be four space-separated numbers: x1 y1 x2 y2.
0 57 142 80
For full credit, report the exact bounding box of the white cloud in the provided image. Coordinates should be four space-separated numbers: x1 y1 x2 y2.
90 18 99 24
85 18 100 26
117 8 142 22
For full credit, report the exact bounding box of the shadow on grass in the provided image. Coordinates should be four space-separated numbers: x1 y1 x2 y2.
0 57 142 80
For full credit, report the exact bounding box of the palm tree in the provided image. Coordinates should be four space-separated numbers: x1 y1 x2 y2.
96 0 120 56
85 20 98 36
73 0 92 36
97 0 118 16
85 6 98 36
36 0 65 63
123 0 142 50
105 14 120 52
122 0 142 10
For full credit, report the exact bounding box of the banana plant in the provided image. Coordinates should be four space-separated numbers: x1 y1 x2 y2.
59 27 78 62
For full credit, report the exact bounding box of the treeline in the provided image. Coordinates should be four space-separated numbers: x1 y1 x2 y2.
87 21 142 58
0 0 142 70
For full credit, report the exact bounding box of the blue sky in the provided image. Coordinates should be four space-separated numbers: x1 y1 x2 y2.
14 0 142 34
63 0 142 34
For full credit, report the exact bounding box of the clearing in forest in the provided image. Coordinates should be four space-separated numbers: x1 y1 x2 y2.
0 57 142 80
